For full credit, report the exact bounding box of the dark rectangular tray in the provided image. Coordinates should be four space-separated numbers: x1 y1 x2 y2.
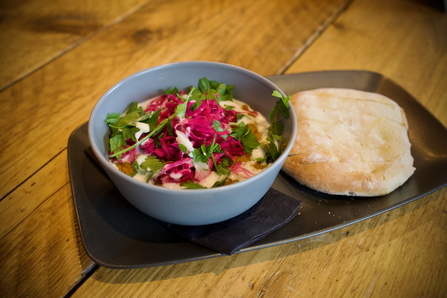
68 70 447 269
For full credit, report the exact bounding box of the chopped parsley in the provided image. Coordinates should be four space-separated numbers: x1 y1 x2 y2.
105 78 290 188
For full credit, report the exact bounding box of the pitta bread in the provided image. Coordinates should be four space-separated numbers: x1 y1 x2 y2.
282 88 415 196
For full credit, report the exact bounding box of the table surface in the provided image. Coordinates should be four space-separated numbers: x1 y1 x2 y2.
1 0 446 297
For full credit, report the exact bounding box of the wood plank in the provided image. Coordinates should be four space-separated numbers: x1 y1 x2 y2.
72 244 295 297
286 0 447 126
265 190 447 297
0 0 350 198
0 0 352 296
0 150 68 238
0 0 150 90
70 0 447 296
71 189 447 297
0 183 93 297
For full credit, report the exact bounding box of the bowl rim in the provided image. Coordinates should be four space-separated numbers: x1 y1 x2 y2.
88 61 297 194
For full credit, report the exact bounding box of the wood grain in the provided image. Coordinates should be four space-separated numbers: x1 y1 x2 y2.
0 0 351 296
0 150 68 238
0 0 350 198
71 0 447 296
286 0 447 126
71 189 447 297
0 183 92 297
1 0 446 297
0 0 149 90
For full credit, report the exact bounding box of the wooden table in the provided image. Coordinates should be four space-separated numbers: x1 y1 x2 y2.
1 0 446 297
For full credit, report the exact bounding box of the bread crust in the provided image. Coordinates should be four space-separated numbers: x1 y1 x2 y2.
282 88 415 196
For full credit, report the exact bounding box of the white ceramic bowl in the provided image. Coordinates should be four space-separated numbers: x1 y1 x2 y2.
88 61 297 225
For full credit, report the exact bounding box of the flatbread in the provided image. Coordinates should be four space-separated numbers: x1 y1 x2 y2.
282 88 415 196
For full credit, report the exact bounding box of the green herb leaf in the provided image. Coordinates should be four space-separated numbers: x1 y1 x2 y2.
175 87 195 119
167 119 173 136
165 87 179 95
181 183 207 189
109 135 126 159
264 136 280 161
212 120 224 132
196 77 234 102
178 144 188 153
271 90 290 119
176 100 188 119
213 119 227 140
109 114 173 158
216 83 234 101
140 156 165 178
141 109 160 131
207 140 222 156
117 110 141 127
175 102 187 119
130 160 140 177
189 87 206 102
126 102 144 116
191 148 209 163
198 78 211 94
268 121 284 136
190 136 222 164
106 113 121 126
215 163 231 176
231 121 248 139
240 130 260 154
190 100 202 111
264 90 291 162
211 176 230 188
236 113 245 122
121 126 140 142
231 122 260 154
212 180 225 188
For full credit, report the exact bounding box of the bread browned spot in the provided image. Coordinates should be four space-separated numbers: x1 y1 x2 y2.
282 88 415 196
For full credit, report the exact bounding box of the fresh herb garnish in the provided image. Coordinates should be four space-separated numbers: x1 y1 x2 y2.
231 122 261 155
191 136 223 164
215 157 231 176
140 156 165 178
109 113 174 159
105 79 291 189
165 87 179 95
142 109 161 131
108 134 126 156
270 90 290 120
212 119 224 133
191 147 209 163
175 87 195 119
188 77 235 103
105 112 121 126
178 144 188 153
263 90 291 162
181 182 207 189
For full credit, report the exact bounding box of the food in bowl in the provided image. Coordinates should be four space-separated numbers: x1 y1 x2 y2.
88 61 297 225
282 88 415 196
105 77 290 189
